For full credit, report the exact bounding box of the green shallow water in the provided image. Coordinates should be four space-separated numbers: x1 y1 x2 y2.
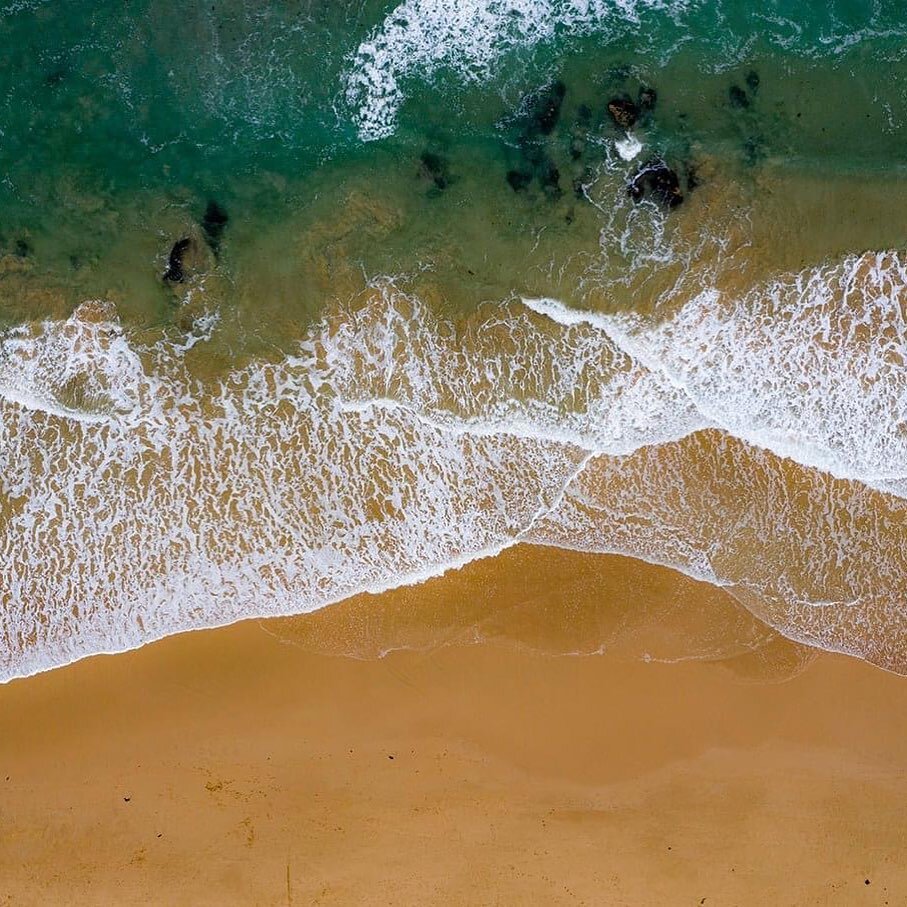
1 0 907 337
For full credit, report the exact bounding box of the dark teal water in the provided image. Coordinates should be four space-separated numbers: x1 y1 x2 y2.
2 0 907 328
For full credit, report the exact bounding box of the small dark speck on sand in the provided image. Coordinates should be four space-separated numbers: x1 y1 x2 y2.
388 755 395 761
123 797 131 803
865 879 871 885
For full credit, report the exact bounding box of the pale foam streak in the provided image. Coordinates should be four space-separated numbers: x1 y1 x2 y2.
592 251 907 491
3 248 907 680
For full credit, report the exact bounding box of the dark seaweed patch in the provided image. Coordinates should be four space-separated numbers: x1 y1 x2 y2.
506 169 532 192
201 201 229 254
419 151 452 191
729 85 750 109
163 238 192 282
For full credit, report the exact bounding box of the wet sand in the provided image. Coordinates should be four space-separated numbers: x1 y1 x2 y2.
1 551 906 905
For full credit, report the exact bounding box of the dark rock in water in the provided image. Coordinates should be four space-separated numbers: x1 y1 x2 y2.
530 80 567 136
628 160 684 209
14 238 32 258
686 165 701 192
576 103 592 125
607 96 639 129
745 69 760 93
638 86 657 111
729 85 750 109
506 169 532 192
419 151 451 191
164 237 192 282
572 176 587 200
201 201 229 254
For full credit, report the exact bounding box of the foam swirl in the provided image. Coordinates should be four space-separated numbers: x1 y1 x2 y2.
3 249 907 680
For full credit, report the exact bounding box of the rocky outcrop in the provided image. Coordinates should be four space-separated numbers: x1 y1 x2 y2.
607 96 639 129
628 160 684 209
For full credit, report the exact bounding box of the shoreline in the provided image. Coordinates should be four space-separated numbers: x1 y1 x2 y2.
2 544 811 687
2 596 906 903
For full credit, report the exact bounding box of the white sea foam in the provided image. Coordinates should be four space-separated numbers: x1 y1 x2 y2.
528 430 907 672
0 292 591 682
595 251 907 491
344 0 690 140
615 132 643 160
4 248 907 680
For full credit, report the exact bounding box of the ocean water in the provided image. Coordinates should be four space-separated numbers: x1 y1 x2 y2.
2 0 907 680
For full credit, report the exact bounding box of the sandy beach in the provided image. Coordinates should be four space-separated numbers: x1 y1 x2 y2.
1 551 905 905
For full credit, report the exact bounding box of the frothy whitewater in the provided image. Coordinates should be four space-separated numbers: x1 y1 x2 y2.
3 249 907 681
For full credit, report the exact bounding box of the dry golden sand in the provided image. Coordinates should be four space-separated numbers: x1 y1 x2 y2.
1 550 906 905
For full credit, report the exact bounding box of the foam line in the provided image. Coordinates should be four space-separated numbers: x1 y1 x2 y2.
4 254 907 679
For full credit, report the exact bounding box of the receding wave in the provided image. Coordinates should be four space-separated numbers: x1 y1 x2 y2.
2 246 907 681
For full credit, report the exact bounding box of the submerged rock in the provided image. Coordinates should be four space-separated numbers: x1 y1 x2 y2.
529 80 567 136
686 164 701 191
729 84 750 109
638 86 657 111
163 238 192 283
608 96 639 129
14 238 32 258
201 201 229 254
506 169 532 192
745 69 760 93
45 68 66 88
743 135 765 166
538 158 561 197
419 151 450 191
628 160 684 209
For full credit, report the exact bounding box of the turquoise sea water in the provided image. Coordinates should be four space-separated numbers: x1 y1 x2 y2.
3 0 907 680
1 0 906 322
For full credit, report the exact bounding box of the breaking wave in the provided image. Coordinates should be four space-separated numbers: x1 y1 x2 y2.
2 245 907 680
343 0 691 140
